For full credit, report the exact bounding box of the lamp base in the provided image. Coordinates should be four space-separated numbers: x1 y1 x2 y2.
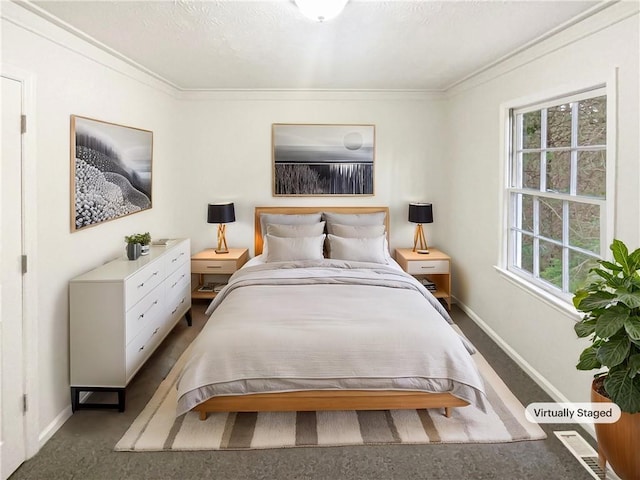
415 249 430 254
214 249 229 254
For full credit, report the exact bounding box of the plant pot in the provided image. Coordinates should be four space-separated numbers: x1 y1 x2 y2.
591 379 640 480
140 244 150 256
126 243 141 261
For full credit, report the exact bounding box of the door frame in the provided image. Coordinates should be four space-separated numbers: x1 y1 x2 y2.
1 64 39 461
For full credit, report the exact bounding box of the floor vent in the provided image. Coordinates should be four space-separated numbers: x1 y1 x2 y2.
554 430 621 480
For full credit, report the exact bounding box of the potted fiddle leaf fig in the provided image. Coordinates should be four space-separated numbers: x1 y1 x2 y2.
573 238 640 479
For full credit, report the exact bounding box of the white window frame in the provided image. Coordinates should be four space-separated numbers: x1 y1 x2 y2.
502 84 615 306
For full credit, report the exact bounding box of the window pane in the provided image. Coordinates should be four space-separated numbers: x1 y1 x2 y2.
518 232 534 273
539 198 563 241
569 249 600 293
577 150 606 198
578 96 606 146
547 104 572 148
523 152 540 189
521 194 534 233
523 111 541 149
539 240 563 289
569 202 600 253
546 151 570 193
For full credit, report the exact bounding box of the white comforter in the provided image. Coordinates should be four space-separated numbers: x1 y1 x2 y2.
176 259 487 416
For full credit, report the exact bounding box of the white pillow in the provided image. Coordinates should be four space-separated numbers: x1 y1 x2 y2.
267 221 325 238
330 223 385 238
326 234 388 264
264 234 325 262
323 211 386 234
259 213 322 237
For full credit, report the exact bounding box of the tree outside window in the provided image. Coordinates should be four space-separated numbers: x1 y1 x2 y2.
508 90 607 301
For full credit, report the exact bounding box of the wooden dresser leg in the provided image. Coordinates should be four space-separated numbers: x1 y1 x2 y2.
199 410 208 421
445 407 451 418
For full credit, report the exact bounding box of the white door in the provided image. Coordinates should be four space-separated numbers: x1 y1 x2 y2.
1 75 27 480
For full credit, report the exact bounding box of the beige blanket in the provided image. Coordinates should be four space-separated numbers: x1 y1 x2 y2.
176 260 487 416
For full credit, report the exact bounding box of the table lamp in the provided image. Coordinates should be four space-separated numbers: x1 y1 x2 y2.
207 202 235 254
408 203 433 254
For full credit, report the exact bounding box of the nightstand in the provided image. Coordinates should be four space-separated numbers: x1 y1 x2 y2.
191 248 249 300
395 248 451 310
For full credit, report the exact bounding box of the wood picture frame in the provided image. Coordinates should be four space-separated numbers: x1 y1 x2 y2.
272 124 375 196
70 115 153 232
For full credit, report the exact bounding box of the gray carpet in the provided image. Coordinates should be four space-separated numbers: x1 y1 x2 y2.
10 303 595 480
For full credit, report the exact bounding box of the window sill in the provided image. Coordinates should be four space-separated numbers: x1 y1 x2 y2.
493 266 582 322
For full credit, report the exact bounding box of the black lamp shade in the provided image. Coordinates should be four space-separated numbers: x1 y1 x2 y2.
207 202 236 224
408 203 433 224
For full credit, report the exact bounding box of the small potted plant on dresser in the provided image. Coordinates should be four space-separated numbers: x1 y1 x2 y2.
124 232 151 260
573 239 640 480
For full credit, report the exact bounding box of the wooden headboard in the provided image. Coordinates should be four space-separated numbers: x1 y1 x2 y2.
254 206 390 255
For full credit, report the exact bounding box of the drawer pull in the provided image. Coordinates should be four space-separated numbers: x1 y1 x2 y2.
138 345 145 352
138 271 159 288
171 252 185 263
138 300 159 319
206 265 222 269
421 266 436 269
171 298 186 315
171 274 185 288
153 327 159 335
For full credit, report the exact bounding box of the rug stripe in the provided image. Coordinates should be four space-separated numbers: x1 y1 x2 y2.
251 412 297 448
172 412 227 450
224 412 258 449
316 410 362 445
163 413 186 449
357 410 399 444
417 409 442 443
295 411 318 446
389 409 429 443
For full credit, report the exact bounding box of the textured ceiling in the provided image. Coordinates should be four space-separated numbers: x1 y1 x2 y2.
29 0 604 91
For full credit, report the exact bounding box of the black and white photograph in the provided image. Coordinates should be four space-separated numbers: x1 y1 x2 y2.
71 115 153 231
272 124 375 196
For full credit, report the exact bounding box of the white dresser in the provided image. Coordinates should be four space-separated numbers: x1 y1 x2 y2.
69 238 191 411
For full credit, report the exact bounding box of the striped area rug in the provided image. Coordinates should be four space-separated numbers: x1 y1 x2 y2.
115 347 546 451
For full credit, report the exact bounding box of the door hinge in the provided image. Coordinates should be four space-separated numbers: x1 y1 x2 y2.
23 394 28 414
21 114 27 134
22 255 28 274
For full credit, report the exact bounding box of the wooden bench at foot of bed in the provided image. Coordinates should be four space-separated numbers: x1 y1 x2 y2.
193 390 470 420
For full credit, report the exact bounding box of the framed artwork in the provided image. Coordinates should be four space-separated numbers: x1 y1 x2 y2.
70 115 153 231
272 124 375 196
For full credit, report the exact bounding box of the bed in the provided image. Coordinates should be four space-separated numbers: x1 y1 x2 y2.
176 206 487 420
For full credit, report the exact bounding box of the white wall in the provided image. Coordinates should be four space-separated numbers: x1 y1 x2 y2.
444 2 639 408
177 93 448 255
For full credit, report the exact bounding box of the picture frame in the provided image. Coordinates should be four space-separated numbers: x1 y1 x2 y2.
272 124 375 196
70 115 153 232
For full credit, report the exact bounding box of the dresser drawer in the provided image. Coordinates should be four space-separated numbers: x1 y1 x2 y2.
126 321 162 381
125 286 164 342
125 260 165 308
166 262 190 300
191 259 238 274
168 286 191 322
165 241 190 275
405 259 449 275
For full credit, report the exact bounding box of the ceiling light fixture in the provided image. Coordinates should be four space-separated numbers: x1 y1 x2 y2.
294 0 349 22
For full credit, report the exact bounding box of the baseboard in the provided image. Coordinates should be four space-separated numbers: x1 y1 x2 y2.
454 297 596 440
39 405 73 448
